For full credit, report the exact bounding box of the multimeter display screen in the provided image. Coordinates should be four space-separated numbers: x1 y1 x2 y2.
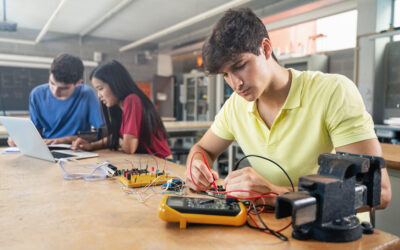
166 196 241 216
167 197 185 207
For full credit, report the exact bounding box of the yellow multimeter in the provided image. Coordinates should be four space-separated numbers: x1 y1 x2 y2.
158 195 247 229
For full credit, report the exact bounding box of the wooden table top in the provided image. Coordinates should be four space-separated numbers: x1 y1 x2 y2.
0 125 6 135
381 143 400 170
1 120 212 137
1 150 399 249
161 117 176 122
163 121 212 132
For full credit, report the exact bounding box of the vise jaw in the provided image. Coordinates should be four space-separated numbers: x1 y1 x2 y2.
275 152 385 242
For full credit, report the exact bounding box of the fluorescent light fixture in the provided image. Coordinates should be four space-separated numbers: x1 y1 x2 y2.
0 53 98 68
119 0 252 52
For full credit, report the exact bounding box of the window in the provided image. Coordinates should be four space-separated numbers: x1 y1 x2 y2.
394 0 400 41
315 10 357 52
269 21 317 57
269 10 358 58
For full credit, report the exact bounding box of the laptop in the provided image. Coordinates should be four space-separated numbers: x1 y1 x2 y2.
0 116 99 162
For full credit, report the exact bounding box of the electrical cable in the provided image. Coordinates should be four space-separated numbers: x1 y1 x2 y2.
233 154 295 192
122 175 185 202
244 200 275 214
138 154 159 171
247 201 291 233
188 152 292 241
248 201 289 241
149 152 172 172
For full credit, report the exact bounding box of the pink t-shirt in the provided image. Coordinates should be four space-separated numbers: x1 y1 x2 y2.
119 94 171 158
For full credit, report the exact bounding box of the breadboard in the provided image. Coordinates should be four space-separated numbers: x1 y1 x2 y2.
119 171 170 188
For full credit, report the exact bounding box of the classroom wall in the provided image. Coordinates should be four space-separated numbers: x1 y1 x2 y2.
172 51 202 75
0 27 157 83
357 0 392 123
326 48 355 81
376 169 400 236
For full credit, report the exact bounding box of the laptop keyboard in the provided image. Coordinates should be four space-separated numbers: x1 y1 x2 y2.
51 151 75 159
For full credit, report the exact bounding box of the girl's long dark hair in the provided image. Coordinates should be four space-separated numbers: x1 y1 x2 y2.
90 60 168 150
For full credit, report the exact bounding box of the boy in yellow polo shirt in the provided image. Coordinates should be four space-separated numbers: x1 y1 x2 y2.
185 8 391 209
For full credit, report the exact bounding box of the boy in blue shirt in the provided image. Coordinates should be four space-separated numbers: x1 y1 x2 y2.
8 53 104 145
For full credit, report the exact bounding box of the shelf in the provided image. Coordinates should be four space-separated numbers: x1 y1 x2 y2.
368 29 400 40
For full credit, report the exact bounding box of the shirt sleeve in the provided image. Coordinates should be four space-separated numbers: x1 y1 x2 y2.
121 95 142 137
86 87 104 129
29 89 43 133
324 76 377 148
211 96 235 141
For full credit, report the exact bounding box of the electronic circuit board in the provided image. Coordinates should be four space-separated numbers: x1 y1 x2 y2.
118 168 170 188
200 185 226 199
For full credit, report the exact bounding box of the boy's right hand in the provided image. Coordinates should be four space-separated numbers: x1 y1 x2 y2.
185 159 219 191
7 137 16 147
71 138 93 151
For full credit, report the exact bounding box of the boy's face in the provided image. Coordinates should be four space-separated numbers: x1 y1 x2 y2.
220 48 271 102
49 74 79 100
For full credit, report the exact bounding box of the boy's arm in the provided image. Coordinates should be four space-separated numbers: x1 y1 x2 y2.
185 129 232 190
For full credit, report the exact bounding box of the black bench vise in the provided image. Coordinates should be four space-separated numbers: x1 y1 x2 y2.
275 152 385 242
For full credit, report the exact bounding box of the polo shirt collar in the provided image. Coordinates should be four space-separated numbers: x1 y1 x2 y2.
247 100 256 113
247 68 304 113
282 68 303 110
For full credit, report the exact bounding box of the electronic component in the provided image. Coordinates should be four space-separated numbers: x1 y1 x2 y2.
200 185 226 199
105 164 118 177
118 168 170 188
158 195 247 228
163 178 184 191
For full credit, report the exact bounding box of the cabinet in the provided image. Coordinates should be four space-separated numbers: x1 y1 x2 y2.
182 72 216 121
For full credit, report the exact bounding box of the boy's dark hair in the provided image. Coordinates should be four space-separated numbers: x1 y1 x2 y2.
50 53 84 84
202 8 277 74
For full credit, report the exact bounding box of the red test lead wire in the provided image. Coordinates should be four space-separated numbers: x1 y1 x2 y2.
194 151 218 191
200 152 218 190
188 151 292 238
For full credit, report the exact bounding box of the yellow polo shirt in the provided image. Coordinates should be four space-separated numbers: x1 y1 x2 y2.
211 69 376 187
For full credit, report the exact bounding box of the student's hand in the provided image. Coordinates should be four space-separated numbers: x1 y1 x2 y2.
223 167 280 204
44 138 61 145
71 138 93 151
7 137 16 147
44 136 76 145
185 159 219 191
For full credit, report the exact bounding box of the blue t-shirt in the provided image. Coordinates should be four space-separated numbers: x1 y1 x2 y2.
29 83 104 139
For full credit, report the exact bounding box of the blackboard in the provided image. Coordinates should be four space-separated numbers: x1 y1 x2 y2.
0 66 49 111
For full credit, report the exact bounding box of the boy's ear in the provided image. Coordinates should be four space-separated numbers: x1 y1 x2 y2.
74 79 83 86
260 38 273 60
